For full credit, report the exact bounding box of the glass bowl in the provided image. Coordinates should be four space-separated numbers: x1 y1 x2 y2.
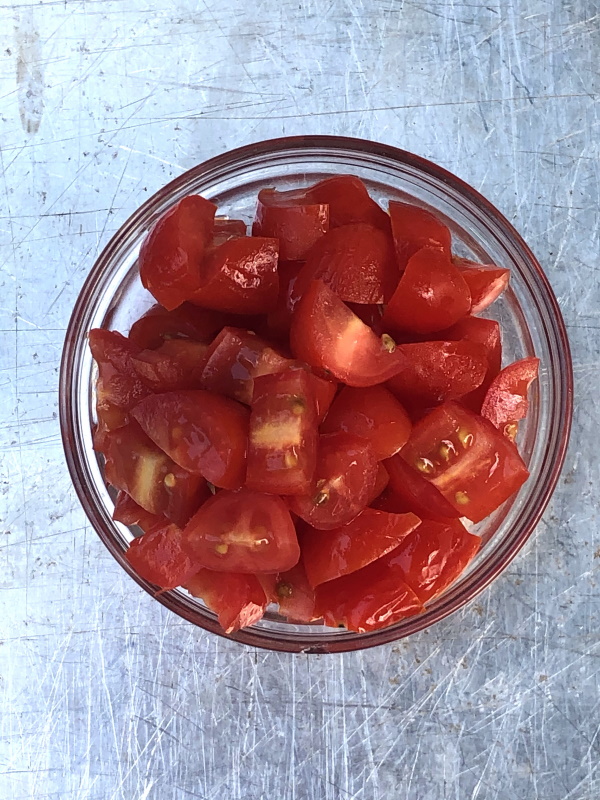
60 136 573 653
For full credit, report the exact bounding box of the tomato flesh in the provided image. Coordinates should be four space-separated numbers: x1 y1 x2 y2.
288 432 379 530
389 201 452 271
301 508 421 588
185 570 268 632
113 490 165 532
290 280 407 387
381 454 460 521
320 385 411 460
182 489 299 573
131 390 249 489
400 402 529 522
252 187 329 260
292 223 398 305
131 339 208 392
191 236 279 315
128 302 228 350
125 523 204 590
383 247 471 335
481 357 539 436
389 518 480 603
440 316 502 411
139 195 217 310
454 257 510 314
263 559 317 622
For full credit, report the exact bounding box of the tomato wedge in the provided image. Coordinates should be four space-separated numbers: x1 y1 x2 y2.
381 454 460 521
131 390 249 490
89 329 149 426
315 557 424 632
113 490 165 532
440 316 502 411
128 302 228 350
252 187 329 260
290 280 406 387
182 489 299 573
454 257 510 314
265 259 304 340
387 340 488 410
292 223 398 305
301 508 421 588
400 402 529 522
389 518 480 603
191 236 279 315
288 432 379 530
320 385 411 460
246 368 318 495
383 246 471 335
389 201 452 271
481 357 539 437
185 570 268 632
139 195 217 310
306 175 390 230
261 558 317 622
125 523 204 590
131 339 208 392
103 422 209 526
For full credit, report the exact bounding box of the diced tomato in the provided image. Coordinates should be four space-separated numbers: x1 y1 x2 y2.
128 302 228 350
383 247 471 335
481 357 540 437
252 187 329 261
103 422 210 526
454 257 510 314
125 523 204 590
381 454 460 521
306 175 390 230
440 316 502 411
305 370 337 424
301 508 421 588
389 518 480 603
131 339 208 392
400 402 529 522
112 490 165 532
265 260 304 340
200 327 292 404
191 236 279 315
185 570 268 632
387 340 488 411
288 432 379 530
315 557 424 632
212 218 247 246
389 201 452 271
131 390 249 489
290 280 407 387
246 368 318 495
369 462 390 503
267 559 317 622
292 223 398 305
139 195 217 310
182 489 299 573
320 385 412 460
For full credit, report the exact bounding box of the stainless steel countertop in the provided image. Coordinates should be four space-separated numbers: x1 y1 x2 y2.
1 2 598 798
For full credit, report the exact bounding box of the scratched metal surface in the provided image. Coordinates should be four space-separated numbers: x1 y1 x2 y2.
0 1 598 798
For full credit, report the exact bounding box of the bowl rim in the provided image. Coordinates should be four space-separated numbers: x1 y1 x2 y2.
60 134 573 653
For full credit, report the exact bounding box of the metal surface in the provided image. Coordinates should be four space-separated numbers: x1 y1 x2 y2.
0 1 597 798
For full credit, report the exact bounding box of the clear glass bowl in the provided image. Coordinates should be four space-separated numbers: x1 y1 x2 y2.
60 136 573 653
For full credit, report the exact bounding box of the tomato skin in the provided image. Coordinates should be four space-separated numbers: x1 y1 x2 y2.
387 340 488 410
131 339 209 392
200 327 292 405
454 257 510 314
389 201 452 271
440 316 502 411
128 303 228 350
380 454 460 521
139 195 217 310
191 236 279 315
103 422 209 526
315 557 424 632
112 490 165 532
301 508 421 588
306 175 390 230
131 390 249 490
288 432 379 530
290 280 407 387
125 523 204 590
400 402 529 523
292 223 399 305
481 357 539 435
185 570 268 632
388 518 480 603
246 368 318 495
182 489 300 573
320 385 412 460
252 188 329 261
383 247 471 335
